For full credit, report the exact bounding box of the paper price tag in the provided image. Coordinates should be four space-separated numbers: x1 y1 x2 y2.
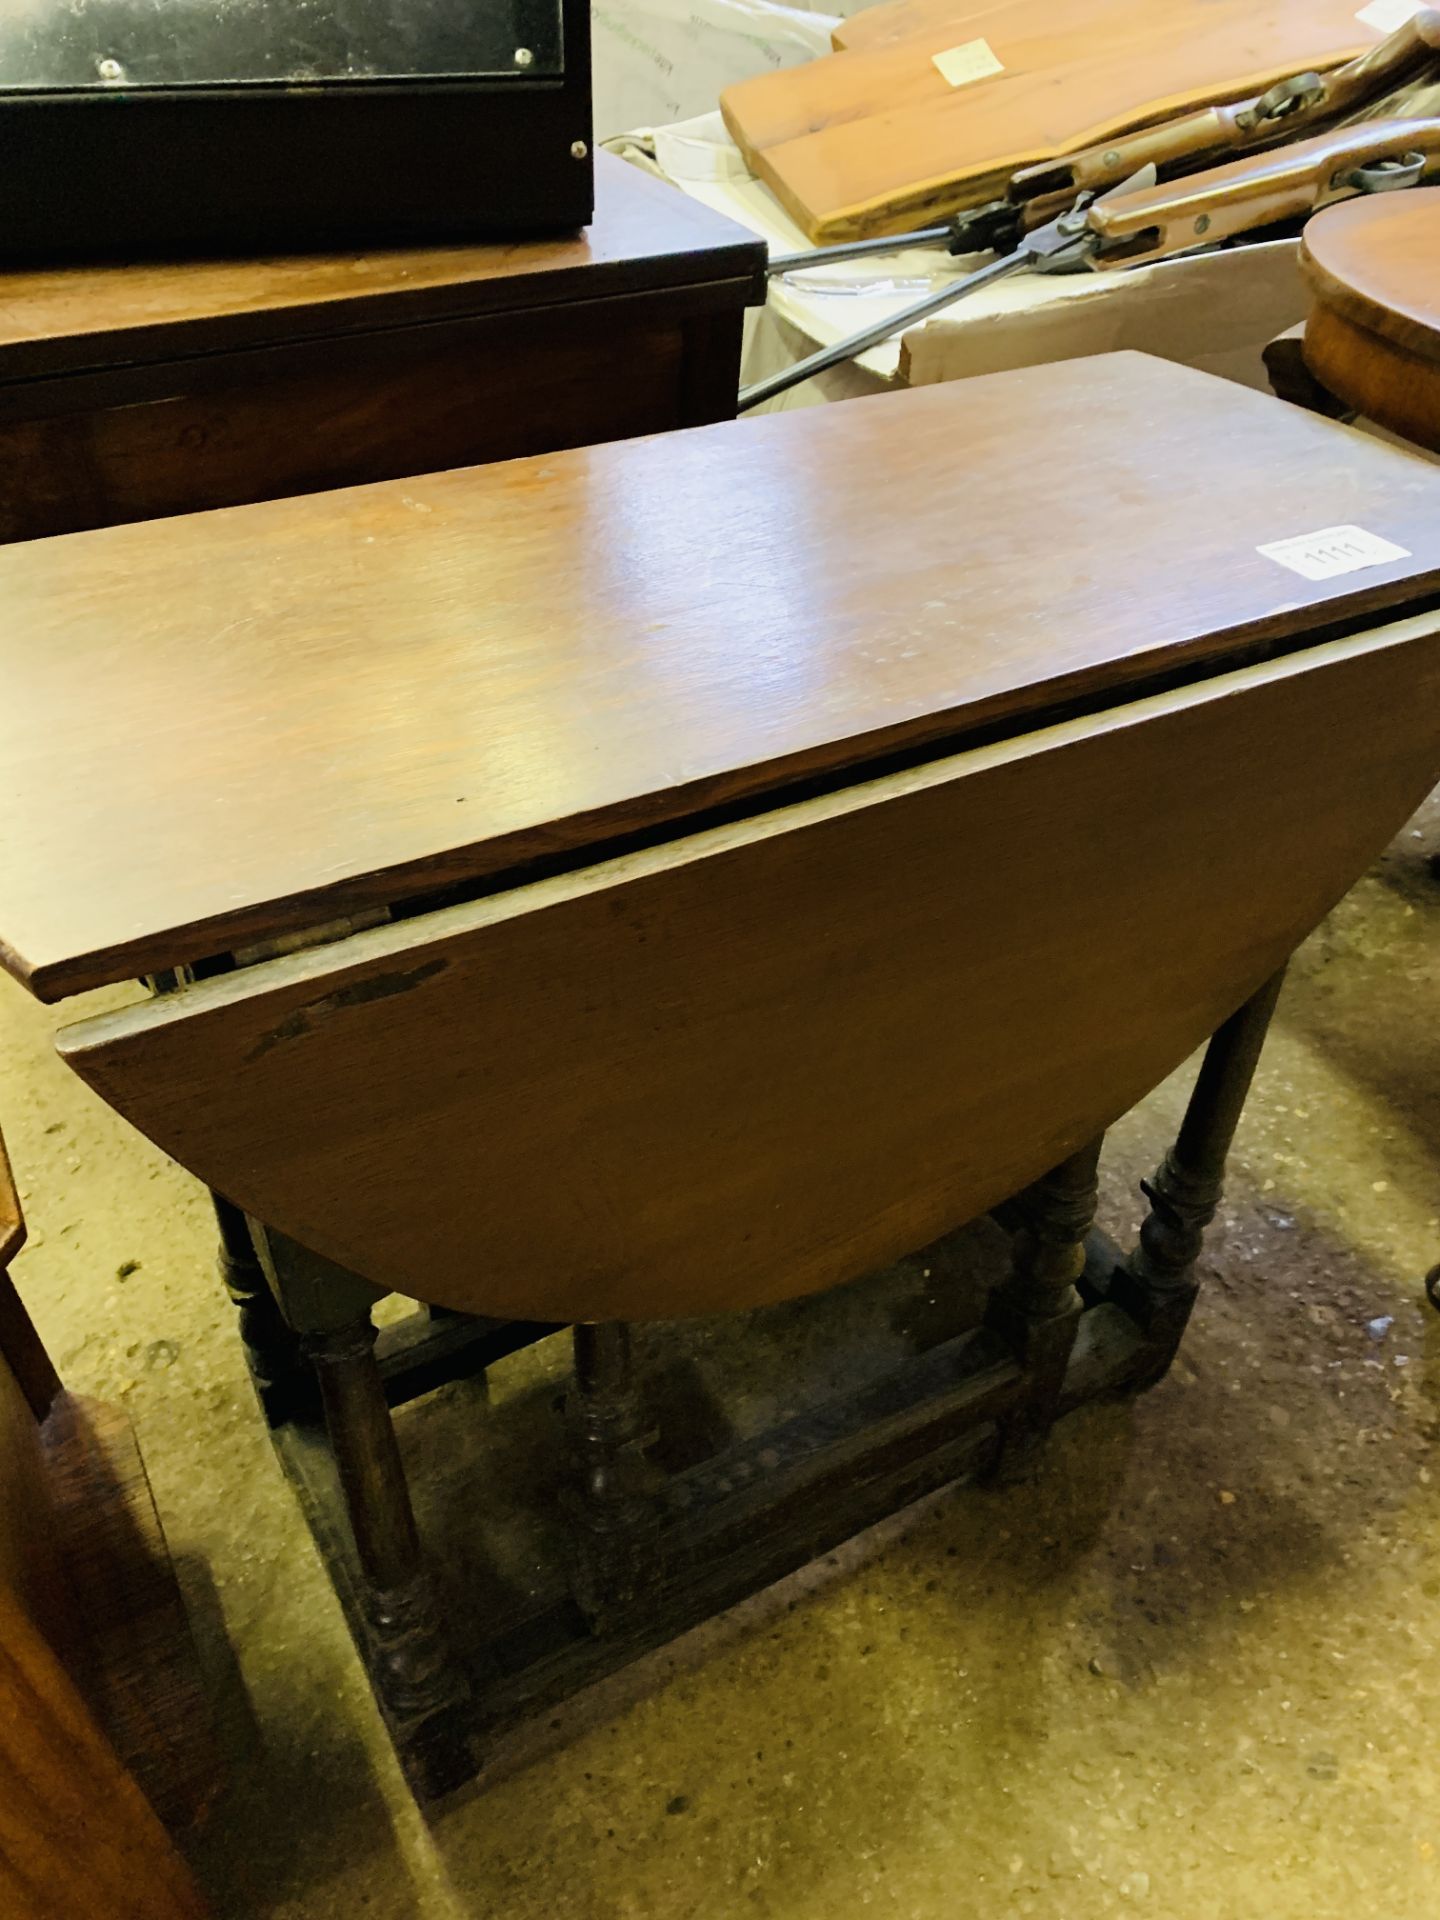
932 38 1005 88
1257 525 1411 582
1355 0 1420 34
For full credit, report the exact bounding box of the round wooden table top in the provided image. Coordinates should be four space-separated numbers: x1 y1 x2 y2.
1300 189 1440 451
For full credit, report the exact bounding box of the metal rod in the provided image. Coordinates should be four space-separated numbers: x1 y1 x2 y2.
738 249 1024 411
767 224 954 274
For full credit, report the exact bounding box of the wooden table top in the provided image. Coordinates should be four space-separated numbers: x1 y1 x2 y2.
0 155 765 386
4 348 1440 1004
1301 188 1440 365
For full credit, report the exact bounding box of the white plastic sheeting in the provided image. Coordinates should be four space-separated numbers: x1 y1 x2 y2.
593 0 843 139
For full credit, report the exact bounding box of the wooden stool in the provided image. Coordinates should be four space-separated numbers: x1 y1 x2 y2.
1264 191 1440 1308
1298 187 1440 450
1266 189 1440 445
5 352 1440 1792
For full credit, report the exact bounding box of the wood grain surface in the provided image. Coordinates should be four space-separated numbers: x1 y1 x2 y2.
831 0 1372 55
0 1130 22 1273
1089 122 1440 260
1300 189 1440 454
0 1170 211 1908
60 615 1440 1321
0 296 742 542
0 154 763 386
0 156 763 546
835 0 1155 54
0 1130 59 1424
1005 9 1440 209
5 352 1440 1004
40 1395 220 1835
721 0 1374 239
0 1163 64 1671
0 1120 215 1899
1301 188 1440 358
0 1583 210 1920
0 1349 78 1681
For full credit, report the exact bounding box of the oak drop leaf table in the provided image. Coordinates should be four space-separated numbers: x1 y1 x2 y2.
4 351 1440 1792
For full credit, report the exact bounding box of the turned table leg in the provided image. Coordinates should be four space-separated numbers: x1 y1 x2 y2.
986 1133 1104 1465
563 1322 659 1630
256 1230 467 1725
1113 968 1287 1369
212 1194 309 1423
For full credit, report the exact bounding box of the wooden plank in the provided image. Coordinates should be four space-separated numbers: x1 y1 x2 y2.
60 613 1440 1323
722 0 1374 241
0 1318 209 1909
0 1584 210 1920
0 1130 58 1424
0 1128 23 1273
0 154 765 386
835 0 1155 54
40 1396 220 1835
0 1129 215 1895
0 1138 64 1630
5 352 1440 1001
833 0 1389 53
0 1354 78 1678
0 298 701 542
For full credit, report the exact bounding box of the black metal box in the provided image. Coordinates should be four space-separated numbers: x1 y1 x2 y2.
0 0 593 259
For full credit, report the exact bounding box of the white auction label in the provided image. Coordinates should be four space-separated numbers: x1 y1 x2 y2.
1257 525 1412 582
1355 0 1420 34
932 38 1005 88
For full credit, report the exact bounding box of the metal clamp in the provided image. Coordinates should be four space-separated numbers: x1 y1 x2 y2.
1028 194 1101 275
1234 70 1326 132
1347 150 1428 193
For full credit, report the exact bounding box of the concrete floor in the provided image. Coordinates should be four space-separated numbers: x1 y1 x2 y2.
4 794 1440 1920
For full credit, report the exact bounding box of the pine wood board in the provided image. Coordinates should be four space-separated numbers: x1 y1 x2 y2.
833 0 1381 54
724 0 1377 240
